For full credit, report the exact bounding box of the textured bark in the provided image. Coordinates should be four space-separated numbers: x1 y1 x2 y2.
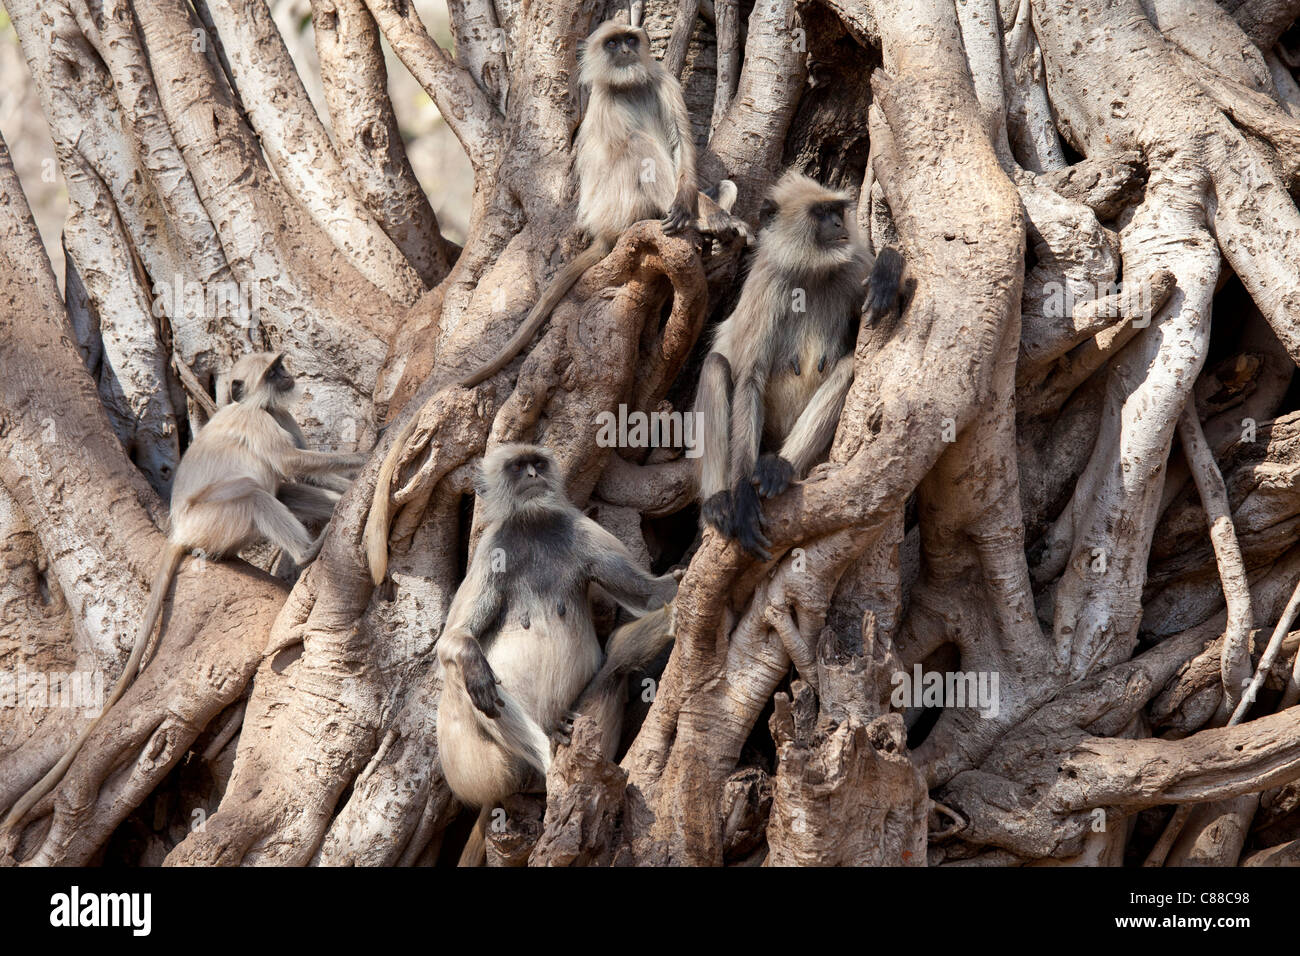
5 0 1300 869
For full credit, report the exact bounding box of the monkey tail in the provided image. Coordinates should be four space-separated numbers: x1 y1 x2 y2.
2 541 185 836
458 805 492 867
364 412 421 586
865 246 903 320
573 603 675 713
365 239 613 585
458 238 612 389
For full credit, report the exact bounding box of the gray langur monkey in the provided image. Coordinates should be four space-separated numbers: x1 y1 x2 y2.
694 171 903 559
363 20 750 586
437 444 677 866
457 19 747 392
2 353 365 836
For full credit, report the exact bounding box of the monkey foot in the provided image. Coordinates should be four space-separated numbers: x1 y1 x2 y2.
731 480 772 560
754 454 794 498
661 201 693 235
552 710 579 748
702 490 736 538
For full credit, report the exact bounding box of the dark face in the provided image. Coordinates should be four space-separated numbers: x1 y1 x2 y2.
507 453 553 501
812 201 851 246
603 29 642 67
265 354 294 394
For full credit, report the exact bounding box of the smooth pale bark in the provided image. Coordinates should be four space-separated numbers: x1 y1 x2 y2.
311 0 451 288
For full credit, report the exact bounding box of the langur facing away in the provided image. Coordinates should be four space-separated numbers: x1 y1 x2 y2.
2 353 364 838
436 443 677 866
695 171 903 559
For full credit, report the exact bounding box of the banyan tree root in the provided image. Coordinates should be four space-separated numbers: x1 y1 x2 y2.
765 627 929 867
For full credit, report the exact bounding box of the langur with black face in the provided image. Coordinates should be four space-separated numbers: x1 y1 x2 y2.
437 443 678 866
2 353 365 837
695 171 903 558
457 19 746 391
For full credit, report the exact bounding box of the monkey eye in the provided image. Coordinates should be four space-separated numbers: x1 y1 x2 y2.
625 35 638 48
605 38 618 50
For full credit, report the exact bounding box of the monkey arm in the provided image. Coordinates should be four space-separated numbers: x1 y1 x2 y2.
696 352 733 499
444 545 507 645
660 74 698 234
727 370 773 558
283 448 369 477
581 518 678 613
776 354 856 479
307 472 354 494
695 351 736 535
728 371 766 483
695 187 753 245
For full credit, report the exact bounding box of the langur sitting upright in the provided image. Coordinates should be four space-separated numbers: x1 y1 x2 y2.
456 18 746 390
2 353 365 836
436 443 678 865
694 171 903 558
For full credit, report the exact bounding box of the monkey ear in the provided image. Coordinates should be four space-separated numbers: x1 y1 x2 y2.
230 380 244 402
756 197 778 229
471 464 491 499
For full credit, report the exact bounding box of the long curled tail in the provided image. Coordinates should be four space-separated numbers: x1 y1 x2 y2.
458 238 612 389
364 411 421 586
3 541 184 835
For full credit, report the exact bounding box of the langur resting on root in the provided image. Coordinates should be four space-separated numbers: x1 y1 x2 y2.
436 444 678 866
2 353 364 839
695 171 903 558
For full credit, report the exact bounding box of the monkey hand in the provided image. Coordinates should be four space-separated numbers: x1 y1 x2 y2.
864 246 904 320
661 200 693 235
754 454 794 498
730 479 772 560
701 210 752 246
460 644 504 718
702 490 735 538
551 710 579 749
